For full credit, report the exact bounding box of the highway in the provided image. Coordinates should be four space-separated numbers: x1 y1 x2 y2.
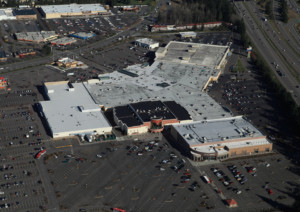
246 0 300 75
234 1 300 105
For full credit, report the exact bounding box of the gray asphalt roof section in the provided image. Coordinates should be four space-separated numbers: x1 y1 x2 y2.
172 116 265 146
85 61 230 121
13 9 36 15
156 41 229 68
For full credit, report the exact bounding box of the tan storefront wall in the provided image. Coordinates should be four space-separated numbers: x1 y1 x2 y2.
16 14 37 20
190 136 267 149
127 125 148 135
228 143 273 157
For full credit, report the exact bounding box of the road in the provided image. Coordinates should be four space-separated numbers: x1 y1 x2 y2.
0 11 153 74
234 1 300 105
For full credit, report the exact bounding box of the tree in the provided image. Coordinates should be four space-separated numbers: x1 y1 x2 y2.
201 23 204 31
41 45 51 55
192 24 197 31
281 0 288 23
265 1 272 19
157 0 233 25
7 0 17 7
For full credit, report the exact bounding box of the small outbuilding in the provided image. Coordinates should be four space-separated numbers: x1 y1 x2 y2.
135 38 159 49
179 31 197 39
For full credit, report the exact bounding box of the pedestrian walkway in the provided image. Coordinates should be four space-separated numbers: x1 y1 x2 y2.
188 158 221 167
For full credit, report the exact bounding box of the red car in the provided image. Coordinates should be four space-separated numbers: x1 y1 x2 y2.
267 189 274 195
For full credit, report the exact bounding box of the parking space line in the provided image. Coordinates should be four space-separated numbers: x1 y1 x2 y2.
55 145 72 149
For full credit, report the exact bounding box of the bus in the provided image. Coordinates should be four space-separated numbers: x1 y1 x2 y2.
35 149 46 159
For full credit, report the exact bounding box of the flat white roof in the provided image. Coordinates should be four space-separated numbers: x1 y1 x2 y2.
40 3 105 14
136 38 158 45
57 57 77 63
179 31 197 36
0 8 16 20
40 82 111 136
156 41 229 68
15 31 57 42
173 116 267 147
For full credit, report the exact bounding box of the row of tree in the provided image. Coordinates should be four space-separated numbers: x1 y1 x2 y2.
157 0 233 25
234 19 250 48
265 0 273 19
280 0 288 23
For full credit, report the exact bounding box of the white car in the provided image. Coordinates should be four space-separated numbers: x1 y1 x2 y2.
96 154 102 158
266 163 270 167
236 190 242 195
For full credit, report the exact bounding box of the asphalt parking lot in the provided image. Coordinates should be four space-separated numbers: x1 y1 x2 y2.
84 40 151 72
44 138 222 211
0 25 298 211
1 20 41 34
0 88 50 211
196 154 299 211
208 53 293 140
45 12 140 38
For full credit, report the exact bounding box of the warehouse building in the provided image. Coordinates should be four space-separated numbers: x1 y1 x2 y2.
39 3 107 19
135 38 159 49
13 8 37 20
179 31 197 39
170 116 273 161
113 101 192 135
15 31 58 43
39 81 112 138
14 49 36 58
70 32 95 40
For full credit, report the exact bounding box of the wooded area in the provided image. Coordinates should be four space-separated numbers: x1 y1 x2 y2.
157 0 233 25
280 0 288 23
